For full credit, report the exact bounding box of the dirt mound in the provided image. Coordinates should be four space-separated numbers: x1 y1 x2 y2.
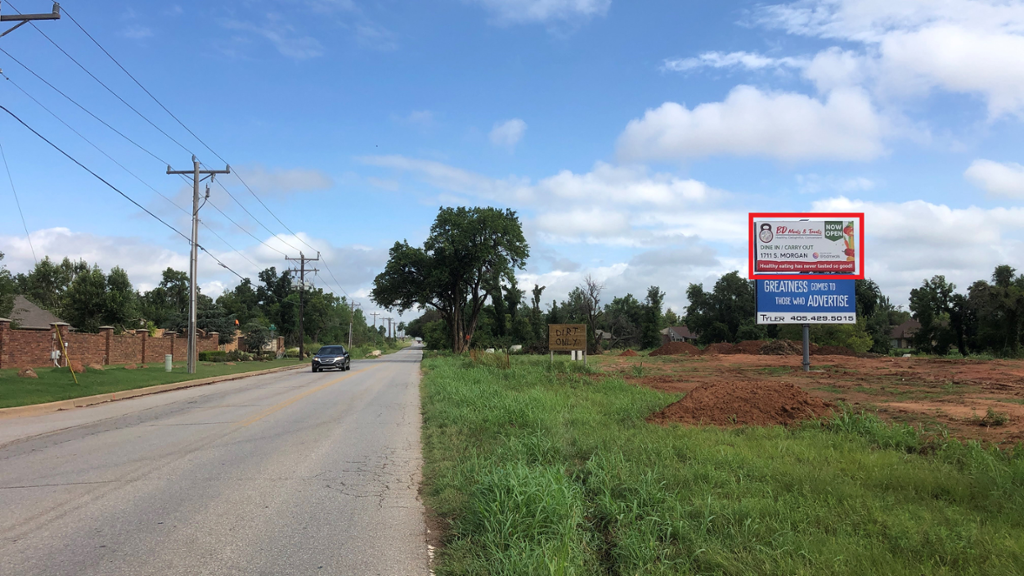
649 342 702 357
761 340 803 356
703 343 736 355
619 350 639 357
648 381 835 427
815 345 858 356
734 340 765 354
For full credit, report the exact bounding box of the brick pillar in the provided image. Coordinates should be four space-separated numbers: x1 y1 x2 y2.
140 330 148 365
0 318 10 370
51 322 71 368
100 326 114 365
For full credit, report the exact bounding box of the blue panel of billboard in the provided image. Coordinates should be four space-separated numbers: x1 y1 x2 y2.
756 279 856 325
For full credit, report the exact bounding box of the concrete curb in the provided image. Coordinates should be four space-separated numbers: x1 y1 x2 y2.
0 363 307 420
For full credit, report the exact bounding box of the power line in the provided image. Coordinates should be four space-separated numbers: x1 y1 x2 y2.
0 105 246 281
0 46 168 165
6 1 195 156
0 137 37 264
16 7 348 297
2 71 259 271
61 6 222 167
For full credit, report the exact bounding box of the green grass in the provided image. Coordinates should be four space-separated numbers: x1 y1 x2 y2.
0 359 303 408
420 355 1024 575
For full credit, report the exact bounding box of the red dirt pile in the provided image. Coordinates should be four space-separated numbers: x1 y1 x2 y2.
648 381 835 427
815 345 858 357
619 350 639 357
733 341 764 354
649 342 703 357
702 343 736 355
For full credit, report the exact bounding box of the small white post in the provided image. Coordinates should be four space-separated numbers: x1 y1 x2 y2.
165 354 173 372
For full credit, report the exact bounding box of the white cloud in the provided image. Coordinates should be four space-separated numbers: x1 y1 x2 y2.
795 173 876 194
965 159 1024 198
223 18 324 60
469 0 611 24
754 0 1024 117
803 47 867 93
0 228 385 300
234 165 334 197
122 26 153 40
617 85 885 162
812 195 1024 301
489 118 528 151
662 51 806 72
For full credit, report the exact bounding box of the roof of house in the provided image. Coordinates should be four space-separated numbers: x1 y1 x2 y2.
890 319 921 339
668 326 698 340
10 295 65 329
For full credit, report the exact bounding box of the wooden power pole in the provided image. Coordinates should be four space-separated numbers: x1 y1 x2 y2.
286 252 319 360
167 156 229 374
1 2 60 39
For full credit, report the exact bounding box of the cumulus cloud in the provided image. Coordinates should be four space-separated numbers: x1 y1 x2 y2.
965 159 1024 197
795 173 876 194
812 195 1024 301
468 0 611 24
752 0 1024 118
0 228 385 299
234 165 334 197
489 118 528 151
617 85 885 162
662 51 806 72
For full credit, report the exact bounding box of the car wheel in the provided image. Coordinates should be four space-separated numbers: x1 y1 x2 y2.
311 366 317 372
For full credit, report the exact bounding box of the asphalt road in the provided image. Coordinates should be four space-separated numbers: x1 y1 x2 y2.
0 346 429 576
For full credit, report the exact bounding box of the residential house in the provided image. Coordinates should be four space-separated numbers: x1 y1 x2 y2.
890 319 921 349
661 326 698 346
9 295 65 330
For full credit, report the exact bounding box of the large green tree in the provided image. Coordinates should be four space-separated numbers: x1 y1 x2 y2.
371 207 529 353
0 252 16 319
909 275 957 354
685 272 762 345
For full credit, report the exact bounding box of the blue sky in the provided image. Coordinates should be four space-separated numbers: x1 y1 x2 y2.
3 0 1024 320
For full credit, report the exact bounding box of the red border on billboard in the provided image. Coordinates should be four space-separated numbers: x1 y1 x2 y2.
748 213 865 280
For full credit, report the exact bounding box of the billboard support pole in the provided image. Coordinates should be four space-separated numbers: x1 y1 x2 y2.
802 324 811 372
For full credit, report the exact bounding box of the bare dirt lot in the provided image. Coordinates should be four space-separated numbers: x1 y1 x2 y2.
596 351 1024 446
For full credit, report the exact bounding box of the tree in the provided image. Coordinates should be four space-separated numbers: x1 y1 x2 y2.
909 275 957 354
570 275 604 353
139 268 190 328
0 252 15 318
63 266 108 333
104 267 138 330
241 322 271 354
685 272 759 345
641 286 665 349
15 256 88 316
662 308 680 329
371 207 529 353
604 293 644 349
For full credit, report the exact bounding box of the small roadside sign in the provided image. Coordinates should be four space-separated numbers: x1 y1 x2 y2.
548 324 586 352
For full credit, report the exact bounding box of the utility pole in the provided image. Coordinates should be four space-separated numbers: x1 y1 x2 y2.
349 302 361 350
1 2 60 39
369 312 380 345
384 317 394 340
285 252 319 361
167 156 229 374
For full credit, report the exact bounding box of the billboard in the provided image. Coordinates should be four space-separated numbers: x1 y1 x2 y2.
749 213 864 280
756 279 856 325
548 324 587 351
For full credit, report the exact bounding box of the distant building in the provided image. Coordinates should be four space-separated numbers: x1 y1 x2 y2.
9 295 65 330
661 326 698 345
890 319 921 349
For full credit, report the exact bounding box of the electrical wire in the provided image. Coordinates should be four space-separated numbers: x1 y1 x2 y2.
0 137 37 264
5 1 195 156
0 46 168 165
0 105 245 280
2 71 260 271
26 7 350 296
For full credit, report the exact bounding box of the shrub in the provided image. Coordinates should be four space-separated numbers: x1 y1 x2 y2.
198 350 228 362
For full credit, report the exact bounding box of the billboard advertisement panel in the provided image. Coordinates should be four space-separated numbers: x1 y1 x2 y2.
749 213 864 280
756 279 856 325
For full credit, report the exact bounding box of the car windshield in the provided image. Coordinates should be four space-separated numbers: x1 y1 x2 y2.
318 346 344 356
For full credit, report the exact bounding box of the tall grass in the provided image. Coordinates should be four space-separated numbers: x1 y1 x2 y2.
420 356 1024 575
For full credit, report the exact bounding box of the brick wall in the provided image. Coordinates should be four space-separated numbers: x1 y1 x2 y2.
0 320 220 369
